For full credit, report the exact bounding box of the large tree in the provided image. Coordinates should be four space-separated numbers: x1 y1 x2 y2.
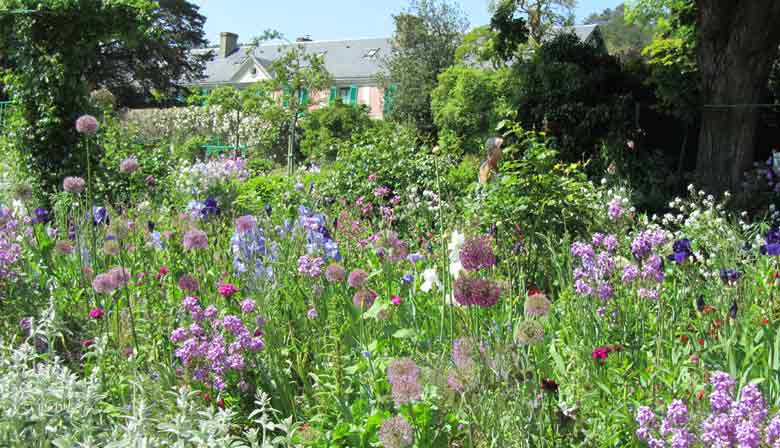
379 0 468 138
0 0 209 191
490 0 576 46
693 1 780 192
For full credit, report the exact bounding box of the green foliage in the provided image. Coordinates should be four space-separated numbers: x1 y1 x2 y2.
431 65 510 155
379 0 468 138
509 33 635 169
234 173 298 217
299 101 375 160
491 0 575 46
584 3 654 57
93 115 180 205
471 123 598 239
0 0 208 193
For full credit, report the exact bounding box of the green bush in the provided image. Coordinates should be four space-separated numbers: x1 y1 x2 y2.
431 65 510 155
93 116 181 205
470 123 598 239
299 101 375 160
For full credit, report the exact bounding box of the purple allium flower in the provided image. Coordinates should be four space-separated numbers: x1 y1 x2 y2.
54 240 74 255
452 337 482 369
182 229 208 250
307 307 318 319
92 272 118 294
178 274 199 292
453 276 501 308
62 176 86 193
75 115 99 134
145 175 156 186
608 198 623 220
348 269 369 289
324 263 346 283
297 255 324 277
387 358 422 405
353 289 377 309
378 415 414 448
239 298 256 313
459 235 497 272
119 157 139 174
592 232 606 246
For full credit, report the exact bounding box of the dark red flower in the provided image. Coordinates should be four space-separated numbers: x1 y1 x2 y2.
217 398 225 409
81 339 94 348
541 378 559 394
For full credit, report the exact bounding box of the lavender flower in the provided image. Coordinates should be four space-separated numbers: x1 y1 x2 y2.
378 416 414 448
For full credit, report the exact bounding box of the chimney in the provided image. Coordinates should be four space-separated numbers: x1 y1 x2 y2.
219 32 239 58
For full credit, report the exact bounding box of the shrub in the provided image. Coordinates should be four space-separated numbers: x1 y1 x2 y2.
299 101 375 160
431 65 511 155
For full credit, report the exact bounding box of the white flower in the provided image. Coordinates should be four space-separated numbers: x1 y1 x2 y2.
421 268 442 293
448 230 465 258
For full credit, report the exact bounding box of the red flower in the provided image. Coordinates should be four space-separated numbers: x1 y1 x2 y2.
217 398 225 409
89 307 104 319
82 339 94 348
202 392 210 402
391 295 403 306
591 347 611 360
527 288 543 296
679 335 689 344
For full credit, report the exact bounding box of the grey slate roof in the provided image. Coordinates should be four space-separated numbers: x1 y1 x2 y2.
188 37 393 86
549 24 600 42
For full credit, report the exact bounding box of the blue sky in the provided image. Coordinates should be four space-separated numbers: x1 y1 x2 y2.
192 1 623 45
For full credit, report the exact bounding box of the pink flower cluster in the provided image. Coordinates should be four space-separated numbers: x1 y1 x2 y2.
92 266 131 294
0 208 22 279
171 296 265 391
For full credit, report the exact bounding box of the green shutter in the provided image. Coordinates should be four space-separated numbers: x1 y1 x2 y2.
383 84 397 117
329 86 337 104
348 85 358 105
299 88 309 105
282 86 290 107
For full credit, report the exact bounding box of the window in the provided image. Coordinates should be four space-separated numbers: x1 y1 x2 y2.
364 48 380 58
339 87 350 103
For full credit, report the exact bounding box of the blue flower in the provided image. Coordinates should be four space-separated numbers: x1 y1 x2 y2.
92 207 108 225
33 208 50 225
402 273 413 284
719 268 741 285
668 238 693 264
760 227 780 256
407 252 425 264
151 231 165 250
201 197 220 219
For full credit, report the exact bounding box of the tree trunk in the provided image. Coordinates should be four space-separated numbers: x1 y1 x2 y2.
695 0 780 192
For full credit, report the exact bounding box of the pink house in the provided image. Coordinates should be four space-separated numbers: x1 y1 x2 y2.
186 32 393 119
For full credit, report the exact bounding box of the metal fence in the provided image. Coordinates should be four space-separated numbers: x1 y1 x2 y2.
0 101 10 129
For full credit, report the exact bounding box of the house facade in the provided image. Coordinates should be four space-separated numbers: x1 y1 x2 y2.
185 33 394 118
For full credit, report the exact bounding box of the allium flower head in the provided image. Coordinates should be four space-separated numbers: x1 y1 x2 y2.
324 263 346 282
183 229 208 250
63 176 86 193
92 272 118 294
178 274 199 292
387 358 422 405
378 415 414 448
297 255 324 277
459 235 497 272
55 240 74 255
353 289 377 309
119 157 139 174
347 269 369 288
453 275 501 308
239 298 255 313
75 115 99 134
452 337 483 369
524 292 551 317
515 320 544 345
